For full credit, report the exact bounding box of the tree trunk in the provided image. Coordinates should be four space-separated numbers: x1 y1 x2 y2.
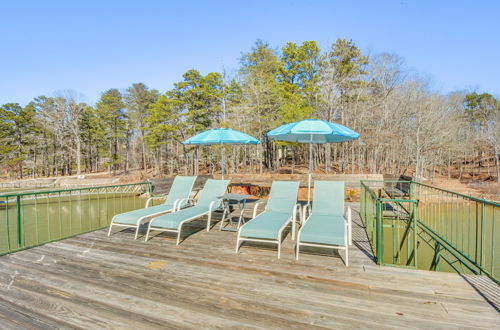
182 144 188 175
141 131 147 170
496 154 500 183
325 144 331 173
259 143 263 174
76 138 81 175
125 137 130 174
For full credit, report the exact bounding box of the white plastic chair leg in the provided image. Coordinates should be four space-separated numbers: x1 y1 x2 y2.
176 231 181 245
348 207 352 245
144 222 153 242
107 224 113 237
219 205 228 230
207 213 212 232
235 237 240 253
345 245 349 267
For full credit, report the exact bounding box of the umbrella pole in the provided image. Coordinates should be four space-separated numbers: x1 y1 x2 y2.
221 143 225 180
308 142 312 204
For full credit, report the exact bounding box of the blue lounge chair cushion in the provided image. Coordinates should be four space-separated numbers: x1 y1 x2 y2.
112 203 175 225
150 205 208 230
240 211 292 240
299 214 345 246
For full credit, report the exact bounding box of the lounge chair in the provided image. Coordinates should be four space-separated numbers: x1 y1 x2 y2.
145 179 230 244
107 176 197 239
235 181 301 258
296 181 352 266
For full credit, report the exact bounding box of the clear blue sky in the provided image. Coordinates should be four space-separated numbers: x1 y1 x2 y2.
1 0 499 106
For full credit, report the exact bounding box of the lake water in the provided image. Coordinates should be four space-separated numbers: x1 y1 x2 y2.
379 201 499 277
0 189 149 254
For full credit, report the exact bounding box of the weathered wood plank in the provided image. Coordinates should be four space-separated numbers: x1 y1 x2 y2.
0 258 355 329
0 296 72 330
0 203 497 329
25 240 496 325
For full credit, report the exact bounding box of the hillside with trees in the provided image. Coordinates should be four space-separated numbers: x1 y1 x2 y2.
1 39 499 182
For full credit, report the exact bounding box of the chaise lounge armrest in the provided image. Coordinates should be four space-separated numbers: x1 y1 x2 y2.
301 203 311 224
344 206 352 245
175 197 198 211
252 201 266 218
292 203 302 240
145 196 167 208
206 200 222 231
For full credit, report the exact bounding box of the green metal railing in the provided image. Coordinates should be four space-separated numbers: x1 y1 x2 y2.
361 181 419 267
412 182 499 281
360 180 499 284
0 182 152 256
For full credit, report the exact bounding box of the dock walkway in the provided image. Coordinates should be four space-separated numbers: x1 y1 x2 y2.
0 203 498 329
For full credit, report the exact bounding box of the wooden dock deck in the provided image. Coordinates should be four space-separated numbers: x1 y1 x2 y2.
0 203 498 329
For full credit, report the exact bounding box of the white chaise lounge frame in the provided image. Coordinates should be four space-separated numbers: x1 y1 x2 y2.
107 197 186 240
296 205 352 266
144 199 221 245
235 202 302 259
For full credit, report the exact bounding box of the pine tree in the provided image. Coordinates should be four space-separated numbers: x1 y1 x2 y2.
96 89 126 175
125 83 159 170
277 41 321 123
0 103 36 178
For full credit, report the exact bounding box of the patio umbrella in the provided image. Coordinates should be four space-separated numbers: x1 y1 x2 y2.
267 119 359 203
183 128 260 179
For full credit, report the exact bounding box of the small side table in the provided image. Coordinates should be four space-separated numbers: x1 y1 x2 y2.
217 193 251 231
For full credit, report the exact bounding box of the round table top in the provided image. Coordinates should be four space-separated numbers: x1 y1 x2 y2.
217 193 251 201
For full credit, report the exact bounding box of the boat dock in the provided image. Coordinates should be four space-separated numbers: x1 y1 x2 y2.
0 203 497 329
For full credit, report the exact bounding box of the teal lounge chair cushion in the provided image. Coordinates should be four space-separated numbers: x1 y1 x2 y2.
312 181 344 216
112 203 175 225
298 180 346 246
163 176 197 207
150 205 208 230
239 211 292 240
149 179 230 230
266 181 300 213
111 175 196 225
299 214 345 246
196 179 231 207
239 181 299 240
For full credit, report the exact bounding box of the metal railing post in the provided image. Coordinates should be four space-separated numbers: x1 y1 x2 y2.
413 200 418 268
363 186 367 223
480 203 486 274
16 195 22 247
376 199 383 264
435 241 441 271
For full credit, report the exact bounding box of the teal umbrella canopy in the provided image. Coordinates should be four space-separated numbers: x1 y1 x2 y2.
183 128 260 179
267 119 359 143
267 119 359 202
183 128 260 145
